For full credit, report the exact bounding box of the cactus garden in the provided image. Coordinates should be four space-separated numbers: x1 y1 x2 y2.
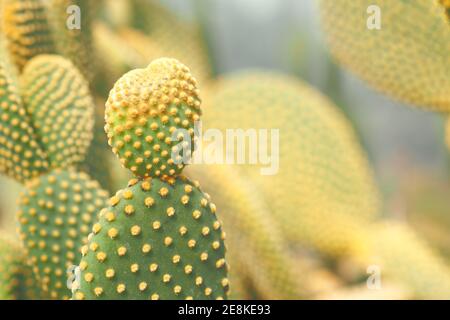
0 0 450 302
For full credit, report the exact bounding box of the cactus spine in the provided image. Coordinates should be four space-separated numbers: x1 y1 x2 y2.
73 58 229 300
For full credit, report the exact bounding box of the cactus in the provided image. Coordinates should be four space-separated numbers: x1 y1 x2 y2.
20 55 94 169
45 0 98 83
0 42 49 183
82 96 117 193
200 71 380 259
17 169 109 299
0 52 111 299
73 176 228 300
368 222 450 299
186 164 317 299
73 58 228 300
104 58 201 179
0 235 40 299
2 0 55 71
318 0 450 111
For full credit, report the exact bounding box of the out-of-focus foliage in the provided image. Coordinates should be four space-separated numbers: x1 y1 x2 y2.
318 0 450 111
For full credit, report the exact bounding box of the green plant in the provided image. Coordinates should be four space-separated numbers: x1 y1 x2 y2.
72 58 229 300
318 0 450 111
20 55 94 168
46 0 98 83
0 48 108 299
2 0 55 71
0 235 39 300
200 71 381 259
0 41 49 183
17 169 108 299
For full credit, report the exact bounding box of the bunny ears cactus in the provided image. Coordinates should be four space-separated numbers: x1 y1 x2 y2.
73 58 229 300
105 58 201 179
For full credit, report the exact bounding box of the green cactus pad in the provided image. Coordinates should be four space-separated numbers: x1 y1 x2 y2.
46 0 97 82
105 58 201 179
0 44 49 183
3 0 55 71
17 169 109 299
73 176 229 300
20 55 95 169
0 235 40 300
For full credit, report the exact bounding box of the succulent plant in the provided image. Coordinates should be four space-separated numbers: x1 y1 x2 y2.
2 0 55 71
0 52 110 300
73 58 228 300
104 58 201 179
186 164 317 299
0 235 40 300
20 54 94 169
17 169 109 299
0 43 49 183
46 0 98 83
368 222 450 299
318 0 450 111
200 71 380 259
74 176 228 300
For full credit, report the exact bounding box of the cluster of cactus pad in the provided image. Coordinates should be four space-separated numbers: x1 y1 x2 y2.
72 58 229 300
2 0 450 301
1 15 229 297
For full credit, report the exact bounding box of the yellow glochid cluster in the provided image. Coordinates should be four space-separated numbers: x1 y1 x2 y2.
105 58 201 179
20 55 95 169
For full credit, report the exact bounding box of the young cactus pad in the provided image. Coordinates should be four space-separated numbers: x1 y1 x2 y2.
20 55 95 169
2 0 55 71
73 176 229 300
318 0 450 111
105 58 201 179
0 45 49 183
17 169 109 299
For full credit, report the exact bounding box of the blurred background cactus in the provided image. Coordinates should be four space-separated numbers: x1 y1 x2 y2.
0 0 450 300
